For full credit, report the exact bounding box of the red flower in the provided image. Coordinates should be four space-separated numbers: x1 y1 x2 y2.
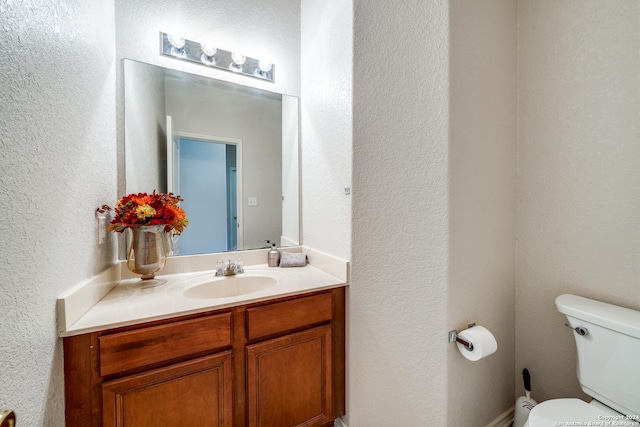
107 191 189 234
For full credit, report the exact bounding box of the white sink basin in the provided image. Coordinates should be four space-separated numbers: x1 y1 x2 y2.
182 274 278 299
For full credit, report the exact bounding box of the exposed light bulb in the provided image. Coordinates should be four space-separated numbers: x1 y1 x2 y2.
231 53 246 65
201 43 217 57
258 60 272 73
167 34 186 50
230 52 246 72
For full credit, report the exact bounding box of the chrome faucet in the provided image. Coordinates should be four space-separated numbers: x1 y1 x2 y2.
216 259 244 276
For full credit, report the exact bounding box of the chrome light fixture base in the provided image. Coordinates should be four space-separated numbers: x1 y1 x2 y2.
160 32 275 83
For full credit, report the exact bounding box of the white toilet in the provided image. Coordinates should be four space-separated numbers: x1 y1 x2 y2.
525 294 640 427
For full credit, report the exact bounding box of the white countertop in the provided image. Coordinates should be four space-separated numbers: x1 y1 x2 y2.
58 247 348 337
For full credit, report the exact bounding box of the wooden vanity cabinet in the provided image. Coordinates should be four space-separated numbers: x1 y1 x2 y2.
245 292 337 427
246 325 333 427
102 351 233 426
63 287 345 427
64 313 234 427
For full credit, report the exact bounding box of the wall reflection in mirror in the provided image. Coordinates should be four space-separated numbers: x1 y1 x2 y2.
123 59 299 257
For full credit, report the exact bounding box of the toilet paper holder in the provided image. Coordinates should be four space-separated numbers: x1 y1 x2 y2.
448 323 476 351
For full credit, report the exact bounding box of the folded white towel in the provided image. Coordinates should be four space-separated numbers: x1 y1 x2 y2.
279 252 307 267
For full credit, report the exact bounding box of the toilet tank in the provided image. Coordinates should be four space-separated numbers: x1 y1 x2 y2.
556 294 640 417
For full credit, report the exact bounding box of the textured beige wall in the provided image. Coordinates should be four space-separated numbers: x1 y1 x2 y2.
301 0 353 260
517 0 640 402
448 0 517 425
0 1 117 425
351 1 450 424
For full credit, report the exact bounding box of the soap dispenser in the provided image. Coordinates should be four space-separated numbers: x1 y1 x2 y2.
268 243 280 267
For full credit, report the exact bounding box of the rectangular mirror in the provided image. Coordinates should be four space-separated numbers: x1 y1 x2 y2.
123 59 300 257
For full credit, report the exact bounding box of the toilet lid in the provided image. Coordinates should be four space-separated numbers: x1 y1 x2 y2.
528 398 622 427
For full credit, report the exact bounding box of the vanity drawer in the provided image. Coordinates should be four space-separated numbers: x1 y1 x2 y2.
246 292 333 341
99 313 232 376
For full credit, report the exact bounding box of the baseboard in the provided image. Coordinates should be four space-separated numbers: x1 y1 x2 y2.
486 405 514 427
334 416 348 427
335 409 511 427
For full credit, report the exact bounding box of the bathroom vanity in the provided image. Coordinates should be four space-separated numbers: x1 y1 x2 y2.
59 250 347 427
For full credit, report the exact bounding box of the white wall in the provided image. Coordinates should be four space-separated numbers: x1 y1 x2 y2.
0 1 117 425
517 1 640 402
448 1 517 425
350 1 450 425
351 3 639 424
301 0 352 260
350 2 518 425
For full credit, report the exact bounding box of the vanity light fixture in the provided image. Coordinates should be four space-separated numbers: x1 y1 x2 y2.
160 32 275 83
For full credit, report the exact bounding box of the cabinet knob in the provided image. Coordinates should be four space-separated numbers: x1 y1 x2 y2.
0 410 16 427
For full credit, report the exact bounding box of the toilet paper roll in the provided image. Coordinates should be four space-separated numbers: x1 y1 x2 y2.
455 325 498 361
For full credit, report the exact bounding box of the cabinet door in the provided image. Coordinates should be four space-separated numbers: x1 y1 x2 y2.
246 325 332 427
102 351 233 427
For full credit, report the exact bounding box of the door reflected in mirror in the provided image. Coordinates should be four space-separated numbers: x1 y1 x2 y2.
172 136 239 254
123 59 299 257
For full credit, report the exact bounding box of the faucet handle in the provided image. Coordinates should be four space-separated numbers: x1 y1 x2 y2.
236 258 244 274
215 260 225 276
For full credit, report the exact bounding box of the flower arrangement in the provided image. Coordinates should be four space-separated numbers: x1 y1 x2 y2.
108 191 189 234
